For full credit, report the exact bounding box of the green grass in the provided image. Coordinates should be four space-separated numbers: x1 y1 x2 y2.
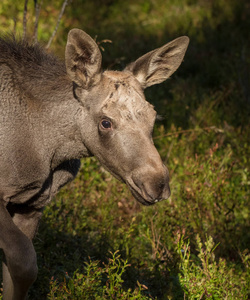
0 0 249 299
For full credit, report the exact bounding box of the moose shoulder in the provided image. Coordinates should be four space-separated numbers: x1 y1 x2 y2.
0 29 189 299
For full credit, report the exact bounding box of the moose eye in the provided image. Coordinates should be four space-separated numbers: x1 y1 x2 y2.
100 119 112 129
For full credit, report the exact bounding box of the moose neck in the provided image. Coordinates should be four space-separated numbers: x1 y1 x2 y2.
24 74 92 169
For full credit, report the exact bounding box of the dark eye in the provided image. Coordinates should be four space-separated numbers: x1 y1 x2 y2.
101 119 112 129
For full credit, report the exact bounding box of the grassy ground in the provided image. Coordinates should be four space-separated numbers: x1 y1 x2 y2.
0 0 249 299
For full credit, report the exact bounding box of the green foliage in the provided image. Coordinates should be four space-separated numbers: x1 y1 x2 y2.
47 251 150 300
177 235 250 299
0 0 249 299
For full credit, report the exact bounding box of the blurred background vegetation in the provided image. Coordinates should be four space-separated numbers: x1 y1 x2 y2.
0 0 249 299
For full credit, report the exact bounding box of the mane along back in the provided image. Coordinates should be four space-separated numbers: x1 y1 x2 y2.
0 35 66 79
0 35 69 103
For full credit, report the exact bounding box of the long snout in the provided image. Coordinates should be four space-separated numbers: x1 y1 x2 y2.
127 163 171 206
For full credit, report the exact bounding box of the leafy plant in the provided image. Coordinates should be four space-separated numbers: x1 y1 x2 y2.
47 251 150 300
177 234 250 299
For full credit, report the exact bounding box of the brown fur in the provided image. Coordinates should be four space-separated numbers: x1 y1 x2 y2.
0 29 189 299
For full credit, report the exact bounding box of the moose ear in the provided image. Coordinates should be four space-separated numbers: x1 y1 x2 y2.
65 29 102 89
125 36 189 89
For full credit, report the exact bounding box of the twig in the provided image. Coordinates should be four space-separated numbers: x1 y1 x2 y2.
13 18 17 35
22 0 29 40
33 0 43 44
96 39 112 52
153 126 224 140
46 0 68 49
165 138 174 161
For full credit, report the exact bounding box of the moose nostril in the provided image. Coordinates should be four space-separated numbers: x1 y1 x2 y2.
153 178 171 201
142 180 167 201
130 170 171 203
158 182 165 191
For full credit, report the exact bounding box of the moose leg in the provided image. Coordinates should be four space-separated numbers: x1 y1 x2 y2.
0 202 42 300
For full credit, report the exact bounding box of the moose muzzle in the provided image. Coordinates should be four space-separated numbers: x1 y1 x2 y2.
128 164 171 205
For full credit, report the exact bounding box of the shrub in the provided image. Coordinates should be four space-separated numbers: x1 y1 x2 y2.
177 234 250 299
47 251 150 300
